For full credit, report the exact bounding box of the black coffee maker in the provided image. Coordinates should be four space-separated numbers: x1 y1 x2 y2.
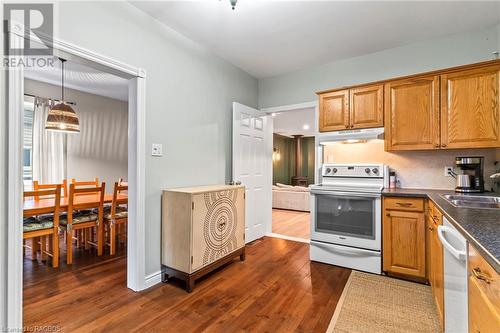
454 157 485 193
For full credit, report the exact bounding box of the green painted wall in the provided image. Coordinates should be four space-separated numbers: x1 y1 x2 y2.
273 134 314 185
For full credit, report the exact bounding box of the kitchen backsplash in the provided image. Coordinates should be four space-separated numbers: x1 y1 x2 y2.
323 140 500 191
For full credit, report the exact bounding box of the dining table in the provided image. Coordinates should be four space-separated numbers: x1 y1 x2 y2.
23 193 128 217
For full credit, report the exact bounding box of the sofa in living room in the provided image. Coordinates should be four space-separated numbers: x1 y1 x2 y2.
272 183 310 212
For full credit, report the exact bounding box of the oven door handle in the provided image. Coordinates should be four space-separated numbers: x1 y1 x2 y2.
311 241 380 257
310 189 381 198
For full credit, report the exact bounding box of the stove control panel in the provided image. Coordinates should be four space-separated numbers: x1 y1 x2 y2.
322 164 386 178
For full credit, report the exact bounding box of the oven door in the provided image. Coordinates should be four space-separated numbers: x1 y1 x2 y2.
310 189 381 251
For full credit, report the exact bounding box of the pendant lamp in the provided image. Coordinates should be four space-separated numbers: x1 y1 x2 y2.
45 58 80 133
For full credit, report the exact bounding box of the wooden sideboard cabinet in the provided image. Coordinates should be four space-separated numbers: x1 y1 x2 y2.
161 185 246 292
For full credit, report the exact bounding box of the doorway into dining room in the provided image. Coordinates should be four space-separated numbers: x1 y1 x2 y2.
21 59 131 323
22 58 128 276
6 25 147 328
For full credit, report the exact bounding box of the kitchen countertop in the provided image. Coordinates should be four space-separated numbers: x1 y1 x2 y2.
382 188 500 273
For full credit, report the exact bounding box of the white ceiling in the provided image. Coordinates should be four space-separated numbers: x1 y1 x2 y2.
273 107 316 137
24 60 129 101
131 1 500 78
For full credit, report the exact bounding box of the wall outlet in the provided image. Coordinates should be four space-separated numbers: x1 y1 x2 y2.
152 143 163 157
444 166 454 177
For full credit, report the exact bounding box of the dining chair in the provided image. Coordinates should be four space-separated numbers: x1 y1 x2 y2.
61 182 105 264
33 179 68 198
104 182 128 255
70 177 100 245
23 186 62 268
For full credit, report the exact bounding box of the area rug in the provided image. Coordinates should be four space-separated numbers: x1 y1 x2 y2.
327 271 441 333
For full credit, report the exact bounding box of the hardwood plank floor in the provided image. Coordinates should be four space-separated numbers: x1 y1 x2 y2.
24 237 350 333
272 209 310 239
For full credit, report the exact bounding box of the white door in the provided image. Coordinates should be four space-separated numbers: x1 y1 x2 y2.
232 102 272 243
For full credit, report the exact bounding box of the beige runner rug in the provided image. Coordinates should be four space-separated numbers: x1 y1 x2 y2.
327 271 440 333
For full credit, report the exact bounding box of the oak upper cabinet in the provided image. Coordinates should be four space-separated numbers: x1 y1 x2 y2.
428 201 444 331
318 84 384 132
350 84 384 129
384 76 440 151
319 89 349 131
383 197 426 280
441 64 500 149
468 244 500 333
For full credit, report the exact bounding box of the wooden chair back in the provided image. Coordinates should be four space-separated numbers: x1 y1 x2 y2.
23 186 61 227
67 182 106 226
71 178 99 196
110 182 128 218
33 179 68 199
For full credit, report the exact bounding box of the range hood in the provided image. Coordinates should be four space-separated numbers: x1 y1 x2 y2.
318 127 384 145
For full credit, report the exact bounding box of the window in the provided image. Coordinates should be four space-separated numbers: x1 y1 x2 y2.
23 95 35 189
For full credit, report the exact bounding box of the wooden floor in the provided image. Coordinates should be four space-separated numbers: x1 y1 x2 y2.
272 209 311 239
24 237 350 333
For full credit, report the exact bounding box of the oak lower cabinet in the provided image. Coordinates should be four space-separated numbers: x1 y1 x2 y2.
428 201 444 331
161 185 246 292
318 84 383 132
468 244 500 333
383 197 426 281
384 76 440 151
441 64 500 149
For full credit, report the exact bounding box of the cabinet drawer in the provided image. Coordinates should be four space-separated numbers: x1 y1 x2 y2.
468 245 500 311
384 197 424 212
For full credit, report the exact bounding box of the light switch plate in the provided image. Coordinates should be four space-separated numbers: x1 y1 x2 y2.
152 143 163 157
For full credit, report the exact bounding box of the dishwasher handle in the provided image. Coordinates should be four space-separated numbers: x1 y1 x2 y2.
437 225 467 262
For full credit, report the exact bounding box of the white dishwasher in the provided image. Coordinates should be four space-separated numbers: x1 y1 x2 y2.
437 217 468 333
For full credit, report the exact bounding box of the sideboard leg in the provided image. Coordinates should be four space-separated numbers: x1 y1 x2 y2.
186 277 195 293
240 248 246 261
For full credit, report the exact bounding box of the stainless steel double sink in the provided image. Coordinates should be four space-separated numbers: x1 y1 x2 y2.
441 194 500 209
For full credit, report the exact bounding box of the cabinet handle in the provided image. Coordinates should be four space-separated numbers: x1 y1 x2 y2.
428 226 434 231
441 144 447 148
345 125 349 129
386 213 390 217
434 144 439 148
396 202 413 207
472 267 491 284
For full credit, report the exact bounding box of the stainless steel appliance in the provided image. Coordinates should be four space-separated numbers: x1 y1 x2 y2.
450 157 485 193
438 217 468 333
310 163 389 274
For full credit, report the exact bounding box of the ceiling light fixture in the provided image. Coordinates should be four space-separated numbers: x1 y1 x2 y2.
220 0 237 10
45 58 80 134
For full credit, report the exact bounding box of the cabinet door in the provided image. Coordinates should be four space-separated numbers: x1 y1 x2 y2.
384 76 440 151
191 193 213 272
383 210 426 278
430 216 444 331
441 65 500 149
468 244 500 333
319 90 349 132
350 84 384 129
191 189 245 272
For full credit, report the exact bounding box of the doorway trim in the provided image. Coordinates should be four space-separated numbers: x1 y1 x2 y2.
6 22 147 329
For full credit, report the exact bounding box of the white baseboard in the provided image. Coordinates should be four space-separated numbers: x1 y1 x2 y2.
144 270 162 289
267 233 310 244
